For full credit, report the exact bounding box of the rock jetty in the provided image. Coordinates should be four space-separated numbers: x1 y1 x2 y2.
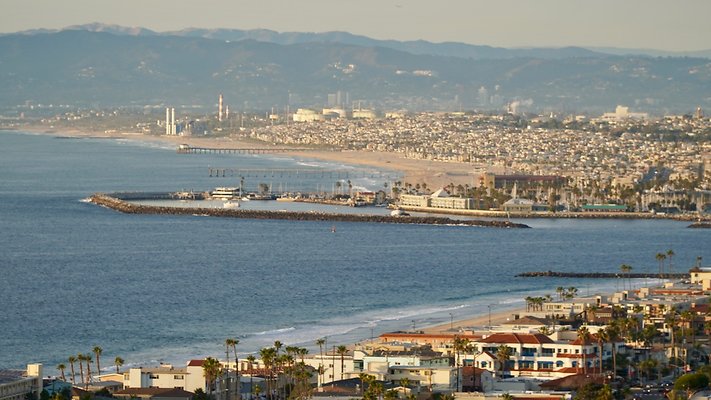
516 271 687 279
89 193 530 229
688 222 711 228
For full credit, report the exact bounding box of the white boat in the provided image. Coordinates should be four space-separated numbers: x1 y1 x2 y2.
390 208 408 217
223 200 240 209
211 187 240 200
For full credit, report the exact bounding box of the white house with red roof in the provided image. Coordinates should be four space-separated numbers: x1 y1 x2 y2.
464 332 601 379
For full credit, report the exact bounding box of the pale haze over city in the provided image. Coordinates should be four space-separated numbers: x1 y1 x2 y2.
2 0 711 51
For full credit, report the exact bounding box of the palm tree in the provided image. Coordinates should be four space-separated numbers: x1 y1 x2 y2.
296 347 308 364
246 355 256 399
76 354 86 387
577 326 591 374
57 364 66 381
316 338 326 387
538 326 552 336
453 336 471 391
202 357 223 397
656 253 667 279
67 356 77 384
92 346 103 374
359 372 373 395
496 345 512 377
556 286 565 300
225 339 236 400
114 357 124 374
231 339 239 395
620 264 632 290
336 345 348 381
399 377 411 397
259 347 276 400
85 353 93 386
667 249 675 277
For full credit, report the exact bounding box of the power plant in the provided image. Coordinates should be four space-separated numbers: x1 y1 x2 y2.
165 107 176 135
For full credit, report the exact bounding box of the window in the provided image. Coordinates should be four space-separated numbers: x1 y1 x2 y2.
174 375 183 380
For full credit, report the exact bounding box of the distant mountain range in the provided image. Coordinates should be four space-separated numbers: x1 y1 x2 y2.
1 23 710 113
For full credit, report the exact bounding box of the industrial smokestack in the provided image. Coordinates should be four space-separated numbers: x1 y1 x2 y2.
218 94 223 122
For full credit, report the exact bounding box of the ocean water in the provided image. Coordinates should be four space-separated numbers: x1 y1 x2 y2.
1 131 709 372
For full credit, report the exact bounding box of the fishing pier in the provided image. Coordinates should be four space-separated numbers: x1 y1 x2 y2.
176 144 312 154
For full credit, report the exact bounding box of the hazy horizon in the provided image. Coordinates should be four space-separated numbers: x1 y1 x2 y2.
3 0 711 52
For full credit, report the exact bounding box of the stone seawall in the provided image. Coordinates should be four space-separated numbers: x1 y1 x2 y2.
397 205 709 221
89 193 530 229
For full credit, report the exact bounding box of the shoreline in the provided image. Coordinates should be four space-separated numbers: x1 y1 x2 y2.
7 127 709 223
7 126 478 188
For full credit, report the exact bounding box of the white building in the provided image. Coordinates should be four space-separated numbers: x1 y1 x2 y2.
600 105 649 122
0 364 43 400
399 189 473 210
293 109 324 122
122 361 212 393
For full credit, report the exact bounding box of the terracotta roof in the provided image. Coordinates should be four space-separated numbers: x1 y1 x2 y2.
553 367 580 374
479 332 554 344
187 360 205 367
539 373 605 390
379 332 480 340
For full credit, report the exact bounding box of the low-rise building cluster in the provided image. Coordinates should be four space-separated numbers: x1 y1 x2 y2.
7 268 711 400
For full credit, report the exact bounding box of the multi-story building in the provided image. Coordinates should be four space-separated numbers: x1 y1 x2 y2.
0 364 43 400
470 332 601 379
399 189 473 210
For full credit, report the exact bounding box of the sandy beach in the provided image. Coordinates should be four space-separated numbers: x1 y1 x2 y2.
422 307 527 335
19 126 480 189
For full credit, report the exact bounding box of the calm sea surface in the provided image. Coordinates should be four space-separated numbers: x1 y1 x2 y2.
1 131 709 371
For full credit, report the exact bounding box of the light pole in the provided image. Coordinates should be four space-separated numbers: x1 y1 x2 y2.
488 305 492 331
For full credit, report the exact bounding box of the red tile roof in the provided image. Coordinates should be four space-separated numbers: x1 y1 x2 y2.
479 333 554 344
187 360 205 367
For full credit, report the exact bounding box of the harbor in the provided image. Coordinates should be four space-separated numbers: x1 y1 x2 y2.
88 192 530 228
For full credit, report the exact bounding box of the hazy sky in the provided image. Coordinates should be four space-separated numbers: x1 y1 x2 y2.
2 0 710 51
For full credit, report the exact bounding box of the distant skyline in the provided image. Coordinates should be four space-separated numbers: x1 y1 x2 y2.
2 0 710 52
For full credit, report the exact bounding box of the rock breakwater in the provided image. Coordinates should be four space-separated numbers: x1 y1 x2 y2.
89 193 530 229
516 271 687 279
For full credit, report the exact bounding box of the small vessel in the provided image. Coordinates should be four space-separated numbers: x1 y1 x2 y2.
223 200 240 209
390 208 409 217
